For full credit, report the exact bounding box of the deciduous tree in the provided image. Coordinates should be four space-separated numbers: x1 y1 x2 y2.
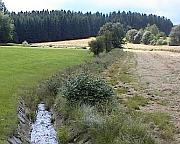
99 22 125 48
141 31 154 45
169 25 180 46
126 29 138 43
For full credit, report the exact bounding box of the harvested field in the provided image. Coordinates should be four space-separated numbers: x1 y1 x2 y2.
31 37 95 48
128 49 180 143
124 43 180 53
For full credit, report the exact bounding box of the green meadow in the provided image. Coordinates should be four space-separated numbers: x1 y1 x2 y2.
0 46 92 141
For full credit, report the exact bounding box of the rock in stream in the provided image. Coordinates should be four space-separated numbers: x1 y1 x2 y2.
31 104 58 144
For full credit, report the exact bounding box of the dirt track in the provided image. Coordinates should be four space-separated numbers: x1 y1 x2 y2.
127 49 180 143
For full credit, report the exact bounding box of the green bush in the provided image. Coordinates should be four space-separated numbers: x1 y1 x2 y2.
89 22 125 56
134 29 144 44
141 31 154 45
89 36 105 56
126 24 167 46
98 22 125 48
126 29 138 43
60 73 114 106
150 39 157 46
145 24 159 36
0 13 14 43
157 32 166 39
169 25 180 46
156 39 168 45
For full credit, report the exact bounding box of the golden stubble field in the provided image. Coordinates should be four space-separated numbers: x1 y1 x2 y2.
124 43 180 53
31 37 95 48
32 37 180 53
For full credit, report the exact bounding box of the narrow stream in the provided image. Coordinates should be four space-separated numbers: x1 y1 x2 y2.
31 103 58 144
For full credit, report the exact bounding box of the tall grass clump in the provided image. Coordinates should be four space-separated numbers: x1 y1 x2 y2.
55 93 156 144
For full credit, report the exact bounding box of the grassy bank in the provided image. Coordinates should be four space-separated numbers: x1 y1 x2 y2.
53 50 156 144
0 46 92 142
14 48 175 144
22 49 160 144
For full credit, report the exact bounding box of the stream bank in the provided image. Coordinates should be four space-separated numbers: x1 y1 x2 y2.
8 100 31 144
8 101 58 144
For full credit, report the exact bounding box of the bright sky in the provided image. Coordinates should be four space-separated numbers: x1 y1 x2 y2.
3 0 180 24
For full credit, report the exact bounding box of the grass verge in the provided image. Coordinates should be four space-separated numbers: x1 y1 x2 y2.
125 96 149 110
144 112 175 140
103 50 176 142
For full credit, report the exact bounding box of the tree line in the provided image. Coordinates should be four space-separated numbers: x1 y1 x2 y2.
89 22 180 56
11 10 173 43
0 0 174 43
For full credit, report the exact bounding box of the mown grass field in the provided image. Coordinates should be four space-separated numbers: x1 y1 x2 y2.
0 46 92 142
